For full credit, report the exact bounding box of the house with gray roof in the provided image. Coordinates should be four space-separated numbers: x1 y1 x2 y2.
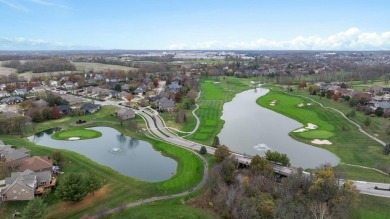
115 108 135 120
0 96 24 105
0 145 30 167
1 169 37 201
156 97 176 112
80 103 101 114
167 81 182 93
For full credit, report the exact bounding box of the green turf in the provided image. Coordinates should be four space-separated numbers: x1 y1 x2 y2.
0 106 204 219
357 195 390 219
257 88 390 182
51 128 102 140
185 77 255 145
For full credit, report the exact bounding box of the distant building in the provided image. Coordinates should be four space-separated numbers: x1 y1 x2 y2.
80 103 101 114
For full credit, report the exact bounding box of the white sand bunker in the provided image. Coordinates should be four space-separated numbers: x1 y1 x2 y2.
307 103 312 106
68 137 80 141
298 103 304 107
306 123 318 129
213 82 220 84
293 123 318 132
311 139 332 145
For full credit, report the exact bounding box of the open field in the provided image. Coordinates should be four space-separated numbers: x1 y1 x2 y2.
50 127 102 140
0 61 17 76
257 87 390 182
358 195 390 219
185 77 255 145
0 105 205 218
72 62 137 72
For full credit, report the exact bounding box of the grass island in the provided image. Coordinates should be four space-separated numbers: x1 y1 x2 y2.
51 128 102 140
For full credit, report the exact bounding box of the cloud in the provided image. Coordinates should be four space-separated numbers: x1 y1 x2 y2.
166 28 390 50
0 0 28 11
0 37 98 50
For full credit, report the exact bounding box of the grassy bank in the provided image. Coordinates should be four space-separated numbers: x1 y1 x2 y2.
0 106 206 218
257 88 390 182
185 77 255 145
51 127 102 140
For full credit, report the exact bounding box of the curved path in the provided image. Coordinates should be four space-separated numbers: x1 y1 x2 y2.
90 104 209 219
284 91 386 146
152 91 202 137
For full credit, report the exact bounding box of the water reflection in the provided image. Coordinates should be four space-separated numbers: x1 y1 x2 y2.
27 127 177 182
219 88 340 168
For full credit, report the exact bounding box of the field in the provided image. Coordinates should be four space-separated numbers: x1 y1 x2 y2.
72 62 137 72
185 77 255 145
0 105 207 218
257 88 390 182
0 62 17 76
50 127 102 140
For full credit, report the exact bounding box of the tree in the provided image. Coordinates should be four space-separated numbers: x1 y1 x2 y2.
114 84 122 91
175 110 187 123
52 105 61 119
84 174 104 195
199 146 207 155
384 144 390 155
265 150 291 166
212 136 220 147
56 173 88 202
214 145 231 163
375 107 384 117
51 151 64 166
298 82 307 90
250 155 274 175
126 94 133 102
332 93 340 102
153 78 159 87
22 198 47 219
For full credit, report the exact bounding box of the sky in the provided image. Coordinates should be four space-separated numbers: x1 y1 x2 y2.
0 0 390 50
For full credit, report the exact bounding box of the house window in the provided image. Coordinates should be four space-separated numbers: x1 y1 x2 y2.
13 190 16 193
21 189 25 192
14 196 17 199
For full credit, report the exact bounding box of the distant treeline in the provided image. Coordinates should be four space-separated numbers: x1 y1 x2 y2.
0 55 48 61
2 58 76 73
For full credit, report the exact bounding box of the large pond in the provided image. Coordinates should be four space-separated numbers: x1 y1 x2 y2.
27 127 177 182
218 88 340 168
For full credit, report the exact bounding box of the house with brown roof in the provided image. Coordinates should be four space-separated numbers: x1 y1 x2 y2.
19 156 53 172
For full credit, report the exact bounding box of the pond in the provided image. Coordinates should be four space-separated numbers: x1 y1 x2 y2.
27 127 177 182
218 88 340 169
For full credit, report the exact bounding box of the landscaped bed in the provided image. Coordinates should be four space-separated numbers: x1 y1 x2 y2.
50 128 102 140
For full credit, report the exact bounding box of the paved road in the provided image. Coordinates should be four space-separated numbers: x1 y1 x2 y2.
90 99 390 218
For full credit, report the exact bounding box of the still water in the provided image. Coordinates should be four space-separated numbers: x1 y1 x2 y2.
218 88 340 168
28 127 177 182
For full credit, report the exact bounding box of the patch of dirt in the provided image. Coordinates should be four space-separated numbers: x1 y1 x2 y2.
59 184 110 212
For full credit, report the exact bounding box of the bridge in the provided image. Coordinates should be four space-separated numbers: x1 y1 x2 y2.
137 107 297 177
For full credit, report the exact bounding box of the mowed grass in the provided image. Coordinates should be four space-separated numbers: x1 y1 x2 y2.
104 196 215 219
0 107 205 218
186 77 255 145
51 128 102 140
294 86 390 145
257 89 390 182
357 195 390 219
72 62 137 72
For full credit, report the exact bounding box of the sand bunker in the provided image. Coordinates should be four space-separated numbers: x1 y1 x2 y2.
269 103 275 106
293 128 307 132
306 123 318 129
298 103 304 107
311 139 332 145
293 123 318 132
68 137 80 141
213 82 220 84
307 103 312 106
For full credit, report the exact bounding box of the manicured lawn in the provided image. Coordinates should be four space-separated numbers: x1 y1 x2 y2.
257 88 390 182
0 107 204 219
51 128 102 140
185 77 255 145
357 195 390 219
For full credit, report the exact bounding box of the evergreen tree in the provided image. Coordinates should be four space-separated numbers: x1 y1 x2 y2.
22 198 47 219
